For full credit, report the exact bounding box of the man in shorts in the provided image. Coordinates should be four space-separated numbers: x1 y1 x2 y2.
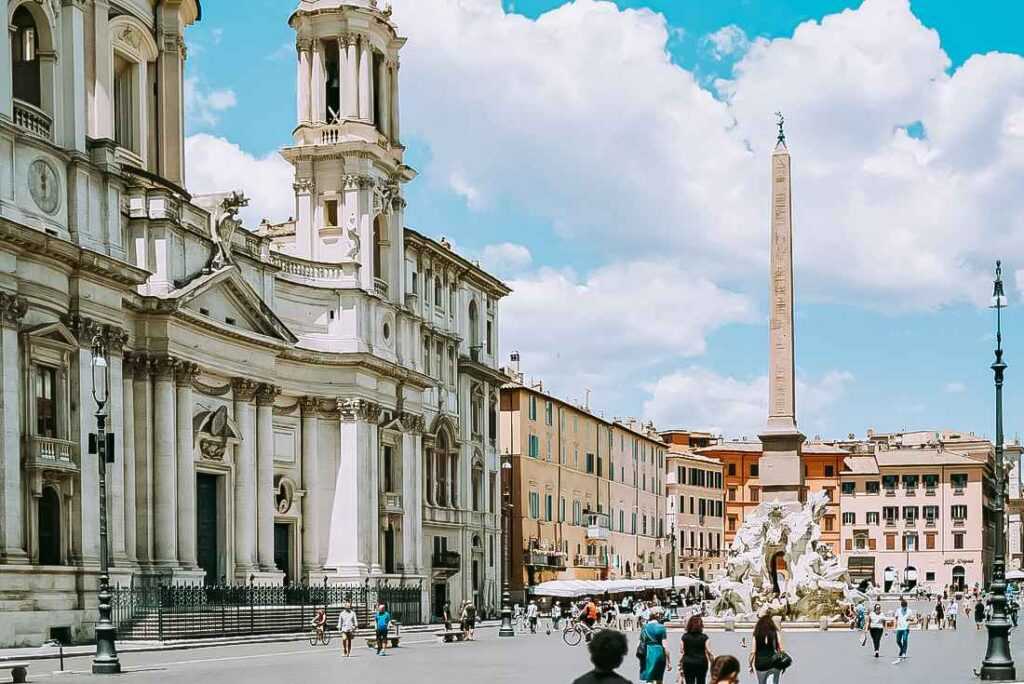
374 603 392 655
337 602 358 657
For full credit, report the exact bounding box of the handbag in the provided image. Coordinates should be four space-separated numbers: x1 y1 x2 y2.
772 650 793 671
635 626 648 663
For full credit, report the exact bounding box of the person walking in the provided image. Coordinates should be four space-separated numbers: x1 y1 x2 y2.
337 602 358 657
571 629 632 684
584 597 601 628
680 615 714 684
947 595 959 630
639 608 671 683
441 601 452 631
373 603 392 656
973 597 986 631
864 604 885 658
892 598 914 664
552 602 563 630
709 655 742 684
527 600 539 634
749 615 785 684
934 598 945 630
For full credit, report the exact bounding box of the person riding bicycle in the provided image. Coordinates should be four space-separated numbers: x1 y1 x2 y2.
311 608 327 641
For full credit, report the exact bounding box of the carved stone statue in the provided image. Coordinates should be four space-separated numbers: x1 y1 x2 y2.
206 191 249 272
710 490 856 620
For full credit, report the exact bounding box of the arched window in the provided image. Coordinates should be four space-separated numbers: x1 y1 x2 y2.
373 215 387 281
12 6 40 106
38 486 61 565
10 2 55 139
468 300 479 350
434 276 443 307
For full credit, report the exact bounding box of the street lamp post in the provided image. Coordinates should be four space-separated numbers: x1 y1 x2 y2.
499 456 515 637
980 260 1015 681
669 523 677 603
90 335 120 674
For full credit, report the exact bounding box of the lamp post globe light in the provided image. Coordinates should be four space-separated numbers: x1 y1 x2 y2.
90 334 120 674
979 260 1016 681
499 456 515 637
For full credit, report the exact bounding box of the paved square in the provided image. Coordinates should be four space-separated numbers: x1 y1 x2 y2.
21 615 1024 684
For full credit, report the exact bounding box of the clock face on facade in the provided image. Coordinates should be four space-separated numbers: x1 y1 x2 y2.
28 159 61 215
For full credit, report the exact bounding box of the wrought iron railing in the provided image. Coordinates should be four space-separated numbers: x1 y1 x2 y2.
110 580 422 641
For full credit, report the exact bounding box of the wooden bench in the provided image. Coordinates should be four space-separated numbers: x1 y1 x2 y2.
0 662 29 684
365 636 401 648
436 629 467 643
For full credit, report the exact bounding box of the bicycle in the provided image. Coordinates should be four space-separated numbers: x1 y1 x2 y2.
309 626 331 646
562 618 601 646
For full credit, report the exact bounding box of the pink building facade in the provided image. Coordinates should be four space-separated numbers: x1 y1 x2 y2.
839 449 987 592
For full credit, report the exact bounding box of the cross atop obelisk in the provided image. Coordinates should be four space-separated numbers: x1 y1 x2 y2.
759 112 805 504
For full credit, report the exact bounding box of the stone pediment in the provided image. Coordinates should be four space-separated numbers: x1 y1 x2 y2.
22 321 78 349
164 267 298 345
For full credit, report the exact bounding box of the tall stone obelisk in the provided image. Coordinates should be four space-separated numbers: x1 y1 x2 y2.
758 113 805 504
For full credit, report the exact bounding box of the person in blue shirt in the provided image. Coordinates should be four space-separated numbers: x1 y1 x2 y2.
374 603 392 655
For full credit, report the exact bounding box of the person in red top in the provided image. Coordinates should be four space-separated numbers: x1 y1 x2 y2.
584 598 601 627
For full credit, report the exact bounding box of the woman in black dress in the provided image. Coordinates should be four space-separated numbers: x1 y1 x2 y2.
680 615 714 684
749 615 784 684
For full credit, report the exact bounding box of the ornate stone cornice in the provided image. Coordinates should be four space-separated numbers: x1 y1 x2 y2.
343 174 374 190
273 399 300 416
61 312 128 352
400 411 426 434
150 354 178 381
0 292 28 327
255 383 280 407
337 398 382 423
293 178 314 193
174 360 200 387
192 377 233 396
300 396 320 417
231 378 259 403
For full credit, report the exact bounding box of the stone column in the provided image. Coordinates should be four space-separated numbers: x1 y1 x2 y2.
121 353 137 563
0 294 26 562
300 397 321 574
0 0 10 120
336 36 348 119
377 56 390 134
310 39 324 124
176 362 198 568
256 384 278 571
60 0 88 152
155 6 185 185
107 341 127 561
131 354 153 563
400 414 423 574
296 40 311 124
345 37 359 119
91 0 113 138
358 35 372 121
232 379 258 577
390 61 401 143
152 356 178 565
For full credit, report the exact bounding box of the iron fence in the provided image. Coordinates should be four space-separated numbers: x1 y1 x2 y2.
111 579 423 641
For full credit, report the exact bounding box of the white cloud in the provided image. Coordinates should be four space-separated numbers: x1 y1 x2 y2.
266 42 294 62
479 242 533 276
389 0 1024 310
642 368 854 438
944 382 966 394
704 24 749 60
500 259 754 408
184 76 238 128
184 134 294 228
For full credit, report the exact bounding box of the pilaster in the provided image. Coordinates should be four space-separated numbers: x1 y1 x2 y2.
300 397 321 575
61 0 88 152
152 355 179 565
232 378 258 578
0 0 11 121
129 353 153 563
310 39 324 124
175 361 199 569
155 2 186 185
357 34 372 121
0 294 27 562
255 383 279 571
296 39 311 124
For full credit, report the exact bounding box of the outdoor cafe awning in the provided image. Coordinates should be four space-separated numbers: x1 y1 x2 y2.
530 575 705 598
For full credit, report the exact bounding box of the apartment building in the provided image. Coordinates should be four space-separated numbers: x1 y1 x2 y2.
662 430 725 579
500 379 668 599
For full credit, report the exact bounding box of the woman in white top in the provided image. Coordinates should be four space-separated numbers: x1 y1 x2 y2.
864 604 886 658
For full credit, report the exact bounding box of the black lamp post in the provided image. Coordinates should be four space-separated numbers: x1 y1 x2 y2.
499 456 515 637
90 334 120 674
980 260 1015 681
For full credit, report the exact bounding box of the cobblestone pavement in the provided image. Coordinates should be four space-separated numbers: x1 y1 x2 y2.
17 613 1022 683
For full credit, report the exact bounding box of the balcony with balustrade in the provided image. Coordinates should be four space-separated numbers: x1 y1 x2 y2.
380 492 403 514
574 554 609 569
26 435 78 473
526 550 566 570
13 99 52 141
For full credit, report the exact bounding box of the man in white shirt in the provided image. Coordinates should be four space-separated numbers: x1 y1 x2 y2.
337 602 358 657
893 598 915 664
526 600 539 633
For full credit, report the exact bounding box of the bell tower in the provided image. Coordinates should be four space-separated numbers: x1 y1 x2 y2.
281 0 415 301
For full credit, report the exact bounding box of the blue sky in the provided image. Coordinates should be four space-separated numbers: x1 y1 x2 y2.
182 0 1024 442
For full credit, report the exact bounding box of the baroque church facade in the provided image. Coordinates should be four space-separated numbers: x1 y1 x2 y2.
0 0 508 646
